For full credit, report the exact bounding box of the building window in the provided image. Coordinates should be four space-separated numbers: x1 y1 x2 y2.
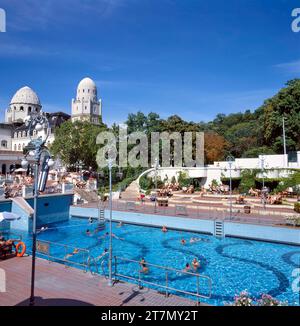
14 144 17 151
1 140 7 148
18 144 21 151
28 107 32 113
20 106 24 112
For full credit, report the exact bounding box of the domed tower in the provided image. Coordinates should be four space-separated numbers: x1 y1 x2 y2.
71 77 102 124
5 86 42 123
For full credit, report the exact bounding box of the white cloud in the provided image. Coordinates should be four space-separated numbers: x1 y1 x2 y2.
274 59 300 74
2 0 130 31
0 42 59 57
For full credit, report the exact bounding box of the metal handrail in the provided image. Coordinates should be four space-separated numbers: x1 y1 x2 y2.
113 256 212 305
32 239 90 272
87 255 99 275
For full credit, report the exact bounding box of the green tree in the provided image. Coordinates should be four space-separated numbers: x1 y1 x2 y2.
51 120 108 170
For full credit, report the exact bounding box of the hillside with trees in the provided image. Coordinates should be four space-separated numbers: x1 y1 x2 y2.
52 79 300 169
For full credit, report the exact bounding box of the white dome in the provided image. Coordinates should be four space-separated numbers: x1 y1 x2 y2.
10 86 41 106
77 77 97 91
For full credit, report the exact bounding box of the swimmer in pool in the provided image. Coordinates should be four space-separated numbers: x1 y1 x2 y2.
96 248 108 261
185 263 191 272
181 238 186 245
162 226 168 233
99 232 124 241
117 222 123 228
65 248 79 259
86 229 91 236
139 258 149 273
192 258 200 271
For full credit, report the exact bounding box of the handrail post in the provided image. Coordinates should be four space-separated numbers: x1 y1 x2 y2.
165 271 168 298
114 256 117 279
197 275 200 306
138 269 142 290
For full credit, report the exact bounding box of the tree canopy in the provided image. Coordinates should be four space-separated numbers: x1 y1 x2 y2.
52 79 300 169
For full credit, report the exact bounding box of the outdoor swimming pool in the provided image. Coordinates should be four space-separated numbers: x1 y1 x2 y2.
10 217 300 306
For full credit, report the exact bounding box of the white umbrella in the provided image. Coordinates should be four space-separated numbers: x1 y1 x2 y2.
15 168 27 173
0 212 21 223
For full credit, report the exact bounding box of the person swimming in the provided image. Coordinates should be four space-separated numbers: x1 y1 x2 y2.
162 226 168 233
181 238 186 245
86 229 91 236
89 217 93 224
96 248 108 261
185 263 191 272
139 258 149 273
190 237 210 243
99 232 124 241
65 248 79 260
117 222 123 228
192 258 200 271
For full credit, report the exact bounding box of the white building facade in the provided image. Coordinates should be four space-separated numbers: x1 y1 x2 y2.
71 77 102 124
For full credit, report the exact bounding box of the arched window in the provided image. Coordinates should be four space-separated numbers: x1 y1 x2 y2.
18 144 21 151
28 107 32 113
20 106 24 112
14 144 17 151
14 132 17 138
22 131 26 137
1 140 7 148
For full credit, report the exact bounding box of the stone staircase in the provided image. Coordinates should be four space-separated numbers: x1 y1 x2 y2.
75 188 99 203
121 180 140 200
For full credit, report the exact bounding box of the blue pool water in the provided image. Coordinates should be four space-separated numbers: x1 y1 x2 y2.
10 218 300 306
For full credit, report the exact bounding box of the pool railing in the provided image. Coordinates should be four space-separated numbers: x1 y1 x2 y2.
113 256 212 305
31 239 91 272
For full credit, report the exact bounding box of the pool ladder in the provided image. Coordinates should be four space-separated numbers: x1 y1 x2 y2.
214 220 224 238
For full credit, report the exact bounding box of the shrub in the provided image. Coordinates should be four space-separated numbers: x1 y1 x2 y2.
294 202 300 213
232 291 253 306
232 291 287 306
257 294 286 306
178 171 192 188
286 215 300 227
239 169 257 194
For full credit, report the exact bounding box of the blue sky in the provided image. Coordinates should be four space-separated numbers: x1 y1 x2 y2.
0 0 300 125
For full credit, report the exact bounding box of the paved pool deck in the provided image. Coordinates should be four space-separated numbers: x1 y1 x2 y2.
0 256 197 306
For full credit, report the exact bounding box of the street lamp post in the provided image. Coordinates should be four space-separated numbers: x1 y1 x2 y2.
226 155 235 220
260 156 266 210
107 158 113 287
154 158 159 213
21 113 54 306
